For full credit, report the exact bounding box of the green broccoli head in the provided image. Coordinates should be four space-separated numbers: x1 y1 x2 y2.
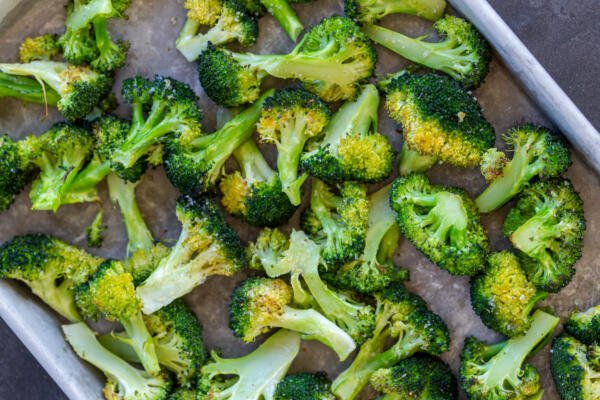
565 304 600 346
503 178 585 292
390 173 489 276
19 34 60 63
551 334 600 400
476 124 571 212
344 0 446 24
370 354 458 400
382 71 494 168
274 372 335 400
0 134 34 210
471 251 547 337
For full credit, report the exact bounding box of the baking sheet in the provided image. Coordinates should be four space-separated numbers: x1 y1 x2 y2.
0 0 599 399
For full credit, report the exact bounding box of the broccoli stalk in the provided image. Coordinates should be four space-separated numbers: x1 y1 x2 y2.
260 0 304 41
91 16 129 72
398 143 438 175
345 0 446 24
0 71 61 105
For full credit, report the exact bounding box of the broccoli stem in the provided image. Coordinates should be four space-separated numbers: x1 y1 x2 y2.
275 121 310 206
65 0 113 31
409 191 468 245
28 275 81 322
261 0 304 41
0 61 69 96
378 0 446 22
121 311 161 376
233 139 277 182
62 156 112 204
363 185 396 263
176 19 239 62
399 143 438 175
107 174 154 255
0 71 60 104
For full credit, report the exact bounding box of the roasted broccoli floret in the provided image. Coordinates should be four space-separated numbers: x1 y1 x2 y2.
238 0 306 41
471 251 547 337
345 0 446 24
86 207 106 248
301 180 369 265
219 138 296 227
136 196 246 314
479 148 508 183
365 15 490 88
332 283 450 400
229 277 356 361
164 89 272 196
565 304 600 346
63 322 171 400
330 184 409 295
476 124 571 213
0 134 34 210
198 16 377 106
124 242 170 286
198 329 301 400
0 61 111 120
257 88 331 206
370 354 458 400
390 173 489 276
74 259 160 375
274 372 336 400
502 178 585 292
111 75 202 172
551 334 600 400
0 234 101 321
301 84 394 183
19 34 60 63
381 71 494 170
247 227 290 272
459 309 559 400
176 0 258 62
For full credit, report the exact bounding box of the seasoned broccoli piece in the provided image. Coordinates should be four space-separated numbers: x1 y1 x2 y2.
330 184 409 295
503 178 585 292
198 329 301 400
471 251 547 337
100 299 206 386
459 309 559 400
301 179 369 265
19 34 60 63
74 259 160 375
63 322 171 400
390 173 489 276
0 61 111 120
365 15 490 88
238 0 305 41
0 134 35 211
551 334 600 400
229 277 356 361
176 0 258 62
274 372 335 400
479 148 508 183
86 207 106 248
345 0 446 24
301 84 394 183
476 124 572 213
370 354 458 400
332 283 450 400
565 304 600 346
90 14 129 73
0 234 102 321
198 16 377 106
381 71 494 169
124 243 170 286
111 75 202 172
219 138 296 227
164 89 272 196
257 88 331 205
136 196 246 314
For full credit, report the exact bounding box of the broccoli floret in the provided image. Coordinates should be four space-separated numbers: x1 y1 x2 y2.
274 372 335 400
370 354 458 400
471 251 547 337
247 227 290 272
198 16 377 106
237 0 305 41
176 0 258 62
74 259 160 375
476 124 572 213
229 277 356 361
551 334 600 400
503 178 585 292
19 34 60 63
90 16 129 73
345 0 446 24
167 387 198 400
183 0 222 25
220 138 296 227
0 70 61 105
198 329 300 399
301 84 394 183
136 196 246 314
257 88 331 205
63 322 171 400
330 184 409 295
86 207 106 248
0 61 111 120
565 304 600 346
390 173 489 276
164 89 272 196
366 15 490 88
460 309 559 400
479 148 509 183
111 75 202 171
0 234 102 321
381 71 494 169
332 283 450 400
301 180 369 265
0 134 35 211
124 243 170 286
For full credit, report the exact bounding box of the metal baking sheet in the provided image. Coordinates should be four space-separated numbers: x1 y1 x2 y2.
0 1 599 399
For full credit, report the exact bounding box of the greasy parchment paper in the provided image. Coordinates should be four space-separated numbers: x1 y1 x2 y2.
0 0 599 399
